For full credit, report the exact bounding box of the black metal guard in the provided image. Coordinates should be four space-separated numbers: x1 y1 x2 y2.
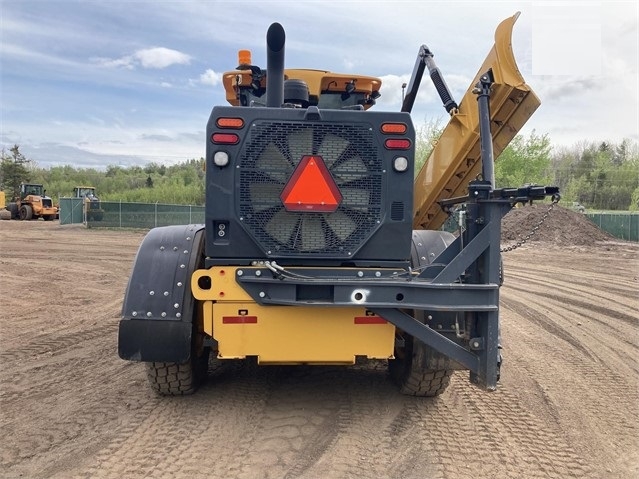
232 69 559 391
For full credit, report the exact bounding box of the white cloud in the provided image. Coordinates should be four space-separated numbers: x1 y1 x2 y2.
93 47 191 70
134 47 191 69
199 69 222 86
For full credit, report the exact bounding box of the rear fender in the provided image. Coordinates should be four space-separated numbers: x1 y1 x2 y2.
118 224 205 362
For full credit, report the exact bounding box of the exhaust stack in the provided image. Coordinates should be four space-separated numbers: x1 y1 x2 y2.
266 23 285 108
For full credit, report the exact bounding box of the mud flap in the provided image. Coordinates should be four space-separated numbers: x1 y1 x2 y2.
118 224 205 362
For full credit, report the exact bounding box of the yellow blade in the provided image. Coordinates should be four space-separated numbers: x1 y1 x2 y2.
413 12 540 230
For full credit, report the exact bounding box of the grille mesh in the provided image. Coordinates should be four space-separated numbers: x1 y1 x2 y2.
238 121 382 255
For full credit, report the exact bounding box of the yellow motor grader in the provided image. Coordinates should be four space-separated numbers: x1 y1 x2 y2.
119 13 558 396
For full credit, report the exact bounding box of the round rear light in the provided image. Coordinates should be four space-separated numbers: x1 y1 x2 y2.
393 156 409 172
213 151 230 167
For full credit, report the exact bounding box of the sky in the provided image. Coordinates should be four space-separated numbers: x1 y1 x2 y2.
1 0 637 170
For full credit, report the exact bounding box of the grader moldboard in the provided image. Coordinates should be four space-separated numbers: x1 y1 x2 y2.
118 13 558 396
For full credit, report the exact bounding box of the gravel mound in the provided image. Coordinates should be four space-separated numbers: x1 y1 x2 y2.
501 204 614 247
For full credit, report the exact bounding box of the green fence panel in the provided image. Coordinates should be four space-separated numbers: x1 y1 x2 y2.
59 197 85 225
87 201 205 229
586 212 639 242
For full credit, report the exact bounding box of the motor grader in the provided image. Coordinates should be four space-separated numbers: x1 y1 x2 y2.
72 186 104 222
7 183 58 221
119 13 557 396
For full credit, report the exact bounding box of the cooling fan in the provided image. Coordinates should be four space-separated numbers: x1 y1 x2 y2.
239 123 382 255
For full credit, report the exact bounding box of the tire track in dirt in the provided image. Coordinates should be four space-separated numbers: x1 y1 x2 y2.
296 362 442 479
501 280 639 477
69 362 273 479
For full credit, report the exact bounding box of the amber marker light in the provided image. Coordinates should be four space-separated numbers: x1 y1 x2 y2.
381 123 407 134
216 117 244 129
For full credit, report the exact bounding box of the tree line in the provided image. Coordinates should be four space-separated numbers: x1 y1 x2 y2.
2 133 638 211
415 125 638 211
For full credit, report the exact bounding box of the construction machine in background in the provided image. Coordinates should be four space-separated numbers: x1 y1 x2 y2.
73 186 104 222
7 183 58 221
119 13 558 396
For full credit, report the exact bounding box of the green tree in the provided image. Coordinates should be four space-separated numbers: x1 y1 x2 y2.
494 130 552 188
414 117 445 177
0 145 31 198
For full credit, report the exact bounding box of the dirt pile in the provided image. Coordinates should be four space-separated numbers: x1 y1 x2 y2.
501 204 614 247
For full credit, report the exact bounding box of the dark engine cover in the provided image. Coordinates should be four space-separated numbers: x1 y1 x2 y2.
205 106 415 267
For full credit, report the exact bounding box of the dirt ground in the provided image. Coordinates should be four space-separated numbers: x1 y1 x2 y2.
1 208 637 479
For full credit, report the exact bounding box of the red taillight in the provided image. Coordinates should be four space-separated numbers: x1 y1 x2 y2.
216 117 244 129
281 155 342 212
211 133 240 144
381 123 407 134
384 138 411 150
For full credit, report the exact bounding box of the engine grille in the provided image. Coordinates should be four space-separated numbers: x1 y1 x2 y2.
238 121 382 256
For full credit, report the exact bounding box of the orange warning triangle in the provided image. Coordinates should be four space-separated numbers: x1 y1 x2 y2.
281 155 342 212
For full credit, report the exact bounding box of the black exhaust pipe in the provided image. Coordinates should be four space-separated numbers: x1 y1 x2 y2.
266 23 285 108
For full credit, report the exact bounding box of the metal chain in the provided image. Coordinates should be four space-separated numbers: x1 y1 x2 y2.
500 195 560 253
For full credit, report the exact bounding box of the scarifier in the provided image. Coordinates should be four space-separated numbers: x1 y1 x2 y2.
118 14 558 396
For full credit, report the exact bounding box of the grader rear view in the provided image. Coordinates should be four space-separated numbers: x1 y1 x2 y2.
119 13 557 396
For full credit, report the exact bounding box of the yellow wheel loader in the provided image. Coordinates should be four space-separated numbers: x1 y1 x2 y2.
7 183 58 221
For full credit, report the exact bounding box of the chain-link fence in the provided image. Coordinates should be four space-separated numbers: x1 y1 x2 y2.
586 212 639 242
60 199 205 228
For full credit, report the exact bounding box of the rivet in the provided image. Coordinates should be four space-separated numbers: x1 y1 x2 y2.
186 236 191 241
176 313 182 318
177 282 183 287
183 250 188 254
132 311 137 317
173 246 178 251
259 291 266 298
161 312 167 318
180 264 185 269
237 270 244 276
174 303 180 308
357 271 364 278
427 315 433 320
163 291 169 296
375 271 381 277
255 270 262 277
160 246 165 251
149 291 155 296
147 312 152 317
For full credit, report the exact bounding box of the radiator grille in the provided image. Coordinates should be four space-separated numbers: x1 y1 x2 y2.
238 121 382 256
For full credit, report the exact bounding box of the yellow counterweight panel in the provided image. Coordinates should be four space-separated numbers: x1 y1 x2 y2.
413 12 541 231
192 267 395 364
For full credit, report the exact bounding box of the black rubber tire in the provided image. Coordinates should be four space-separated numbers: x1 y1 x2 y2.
7 203 19 219
145 227 209 396
19 204 33 220
388 229 456 397
389 335 453 397
146 346 210 396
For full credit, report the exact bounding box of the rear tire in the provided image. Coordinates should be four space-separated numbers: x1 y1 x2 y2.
7 203 19 219
19 204 33 220
146 346 210 396
388 229 456 397
389 335 453 397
